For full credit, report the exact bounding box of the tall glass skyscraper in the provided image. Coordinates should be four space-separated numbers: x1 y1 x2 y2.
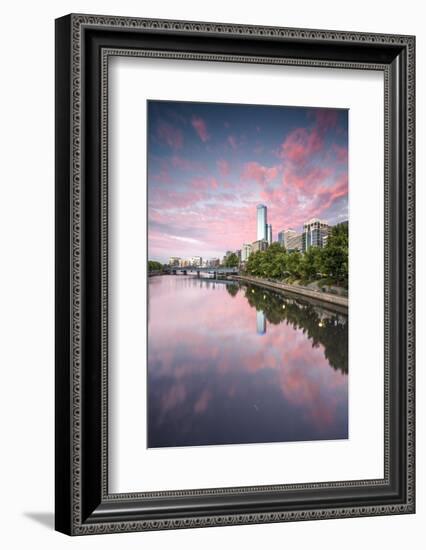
256 204 267 241
267 224 272 245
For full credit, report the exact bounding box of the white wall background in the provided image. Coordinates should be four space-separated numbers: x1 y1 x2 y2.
0 0 422 548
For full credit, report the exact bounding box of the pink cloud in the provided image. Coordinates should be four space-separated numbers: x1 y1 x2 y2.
191 116 209 142
160 382 187 415
194 389 212 414
217 159 230 176
279 127 323 165
191 177 219 190
256 162 347 232
148 198 258 258
228 135 238 150
282 166 332 192
331 144 348 164
151 168 171 184
279 110 345 169
241 162 279 186
315 174 348 211
157 122 183 150
314 108 339 132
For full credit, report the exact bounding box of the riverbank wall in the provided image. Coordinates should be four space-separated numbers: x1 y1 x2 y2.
231 275 348 309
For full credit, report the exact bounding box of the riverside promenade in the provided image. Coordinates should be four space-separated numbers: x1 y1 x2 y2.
231 275 348 309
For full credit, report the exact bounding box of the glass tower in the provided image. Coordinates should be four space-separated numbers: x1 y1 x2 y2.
256 310 266 335
256 204 267 241
267 224 272 245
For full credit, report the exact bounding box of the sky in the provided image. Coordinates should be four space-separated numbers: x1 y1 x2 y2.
147 100 348 263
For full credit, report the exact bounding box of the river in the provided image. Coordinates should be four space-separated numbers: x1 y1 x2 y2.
147 275 348 448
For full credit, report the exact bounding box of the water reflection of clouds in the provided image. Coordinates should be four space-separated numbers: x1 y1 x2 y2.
148 276 348 447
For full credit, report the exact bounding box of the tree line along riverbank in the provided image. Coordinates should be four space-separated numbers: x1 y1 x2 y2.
244 223 348 291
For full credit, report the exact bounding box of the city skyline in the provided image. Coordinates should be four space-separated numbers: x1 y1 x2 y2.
165 204 340 267
148 100 348 263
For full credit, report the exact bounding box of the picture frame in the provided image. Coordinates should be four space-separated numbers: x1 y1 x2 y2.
55 13 415 535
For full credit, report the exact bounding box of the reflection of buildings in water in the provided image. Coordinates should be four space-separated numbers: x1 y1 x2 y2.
256 310 267 335
179 276 238 294
244 283 348 373
314 308 335 322
313 307 348 327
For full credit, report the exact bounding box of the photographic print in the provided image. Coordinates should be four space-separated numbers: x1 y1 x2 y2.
147 100 349 449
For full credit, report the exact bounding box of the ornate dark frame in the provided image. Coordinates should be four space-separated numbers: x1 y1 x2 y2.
55 13 415 536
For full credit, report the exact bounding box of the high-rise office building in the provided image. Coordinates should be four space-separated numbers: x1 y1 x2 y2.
287 233 303 252
256 204 267 241
267 224 272 245
251 239 268 253
242 243 252 262
207 258 220 267
190 256 202 266
303 218 330 252
278 229 303 252
179 258 191 267
280 229 295 247
168 256 181 266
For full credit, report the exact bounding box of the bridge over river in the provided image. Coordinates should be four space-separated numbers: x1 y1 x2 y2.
165 266 239 277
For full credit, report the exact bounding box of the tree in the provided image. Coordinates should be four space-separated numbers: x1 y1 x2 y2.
265 242 283 257
226 283 239 297
148 260 163 272
246 250 263 275
321 223 349 286
270 251 287 279
224 252 239 268
286 251 302 278
243 226 348 288
300 246 321 281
